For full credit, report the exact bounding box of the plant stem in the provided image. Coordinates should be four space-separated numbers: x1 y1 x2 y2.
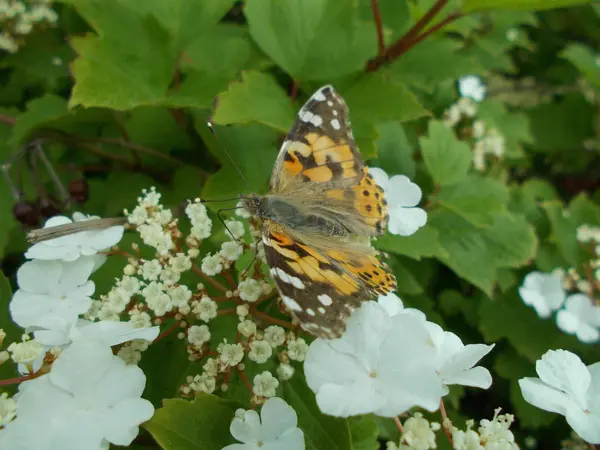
393 416 405 433
370 0 385 56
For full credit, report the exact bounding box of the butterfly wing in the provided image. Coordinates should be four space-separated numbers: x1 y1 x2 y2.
263 221 397 339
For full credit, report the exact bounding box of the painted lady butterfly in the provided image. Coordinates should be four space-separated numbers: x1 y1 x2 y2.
242 85 397 339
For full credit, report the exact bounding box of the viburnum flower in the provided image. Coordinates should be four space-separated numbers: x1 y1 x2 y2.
518 271 566 318
519 349 600 444
458 75 487 102
0 340 154 450
25 213 124 261
556 293 600 343
367 168 427 236
223 397 304 450
33 318 159 348
304 301 444 417
10 257 96 330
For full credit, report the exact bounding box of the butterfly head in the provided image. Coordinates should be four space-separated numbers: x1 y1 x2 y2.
239 193 268 218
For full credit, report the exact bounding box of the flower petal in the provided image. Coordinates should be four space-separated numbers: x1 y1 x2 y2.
315 378 385 417
259 398 297 441
518 377 577 416
443 366 492 390
230 410 261 443
536 350 590 410
367 167 389 191
387 206 427 236
387 175 423 207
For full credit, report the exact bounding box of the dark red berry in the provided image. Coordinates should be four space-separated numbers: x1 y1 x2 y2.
13 202 41 227
39 196 61 218
68 179 89 204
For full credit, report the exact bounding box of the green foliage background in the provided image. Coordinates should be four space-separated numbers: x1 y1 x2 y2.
2 0 600 449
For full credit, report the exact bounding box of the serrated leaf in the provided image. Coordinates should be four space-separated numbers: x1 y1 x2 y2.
370 122 416 179
436 176 508 226
144 393 240 450
420 120 472 186
212 71 295 132
342 73 428 124
245 0 376 81
390 39 485 92
282 375 352 450
461 0 592 12
429 209 537 294
376 226 448 261
349 415 379 450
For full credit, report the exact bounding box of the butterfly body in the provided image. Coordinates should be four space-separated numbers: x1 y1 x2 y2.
244 85 397 338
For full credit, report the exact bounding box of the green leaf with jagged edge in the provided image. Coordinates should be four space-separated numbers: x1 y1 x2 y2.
428 209 537 295
58 0 236 110
420 120 472 186
390 39 485 93
478 288 599 363
435 176 509 227
461 0 592 12
197 122 279 207
9 94 68 146
370 122 416 179
212 71 296 132
282 374 352 450
349 415 379 450
144 393 241 450
376 226 448 261
245 0 376 81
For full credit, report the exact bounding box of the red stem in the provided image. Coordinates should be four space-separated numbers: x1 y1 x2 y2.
370 0 385 56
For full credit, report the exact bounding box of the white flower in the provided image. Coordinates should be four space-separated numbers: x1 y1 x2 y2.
443 104 461 128
518 271 566 318
203 358 219 377
169 253 192 273
368 168 427 236
117 345 142 365
218 342 244 368
25 213 124 262
194 296 218 322
472 120 486 139
264 326 286 348
477 408 518 449
253 371 279 398
33 318 159 348
277 363 295 381
456 97 477 117
481 129 505 158
519 349 600 444
189 373 216 394
10 258 95 330
458 75 486 102
160 268 180 285
401 412 439 450
287 338 309 362
223 397 304 450
425 323 495 394
556 294 600 343
248 340 273 364
191 222 212 240
235 200 252 219
304 302 444 417
201 253 223 276
225 220 246 240
220 241 243 262
143 282 173 316
0 340 154 450
7 338 44 365
140 259 162 281
238 279 262 302
576 224 600 243
187 325 211 347
119 276 140 295
138 222 173 255
185 201 209 225
129 310 152 329
238 319 257 338
0 393 16 426
167 285 192 308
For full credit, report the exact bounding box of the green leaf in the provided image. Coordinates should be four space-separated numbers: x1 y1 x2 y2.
282 375 352 450
390 39 485 92
144 393 240 450
371 122 416 179
461 0 592 13
561 43 600 89
429 210 537 295
389 256 427 295
197 123 279 204
0 271 21 390
436 176 509 226
420 120 472 186
349 415 379 450
542 202 588 267
245 0 376 81
212 71 295 132
342 73 429 124
358 0 411 43
10 94 69 146
376 226 448 261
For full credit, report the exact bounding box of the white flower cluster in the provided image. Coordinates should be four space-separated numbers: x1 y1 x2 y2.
0 212 158 448
472 124 506 172
0 0 58 53
519 269 600 343
450 408 519 450
304 293 494 417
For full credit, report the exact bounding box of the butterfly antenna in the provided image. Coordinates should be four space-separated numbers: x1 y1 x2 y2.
207 121 252 191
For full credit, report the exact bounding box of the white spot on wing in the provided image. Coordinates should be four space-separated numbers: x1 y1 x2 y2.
313 89 326 101
332 110 338 116
282 296 302 312
271 267 305 289
318 307 326 314
318 294 333 306
327 101 333 107
331 119 340 130
310 114 323 127
306 308 316 316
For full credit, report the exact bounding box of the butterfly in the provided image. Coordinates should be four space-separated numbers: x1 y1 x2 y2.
241 85 397 339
